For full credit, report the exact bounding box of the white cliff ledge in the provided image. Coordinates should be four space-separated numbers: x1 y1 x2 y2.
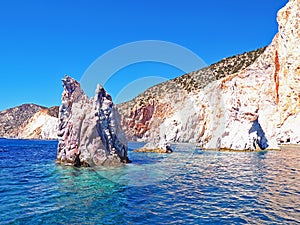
56 76 130 167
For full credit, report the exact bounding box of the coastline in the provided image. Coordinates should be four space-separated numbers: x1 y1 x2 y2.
203 144 300 152
279 144 300 151
202 148 281 152
1 138 299 152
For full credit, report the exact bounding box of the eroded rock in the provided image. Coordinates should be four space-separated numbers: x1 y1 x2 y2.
133 0 300 151
57 76 130 166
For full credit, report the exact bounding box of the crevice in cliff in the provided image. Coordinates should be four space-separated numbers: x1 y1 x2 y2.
77 111 86 151
274 50 280 105
249 119 269 150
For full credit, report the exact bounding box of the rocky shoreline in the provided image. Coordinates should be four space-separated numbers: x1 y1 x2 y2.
133 148 173 153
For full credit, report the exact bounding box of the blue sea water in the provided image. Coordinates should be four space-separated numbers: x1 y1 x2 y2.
0 139 299 225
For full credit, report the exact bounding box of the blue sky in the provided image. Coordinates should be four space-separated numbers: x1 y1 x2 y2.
0 0 288 110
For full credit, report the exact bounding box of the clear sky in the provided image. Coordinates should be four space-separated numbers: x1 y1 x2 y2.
0 0 288 111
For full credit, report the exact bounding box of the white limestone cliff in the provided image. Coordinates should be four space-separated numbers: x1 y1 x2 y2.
143 0 300 151
57 76 130 166
18 109 58 140
0 104 59 140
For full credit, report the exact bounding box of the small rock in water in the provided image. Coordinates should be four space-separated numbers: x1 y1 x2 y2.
134 142 173 153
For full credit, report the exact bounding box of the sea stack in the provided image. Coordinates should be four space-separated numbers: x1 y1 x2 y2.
57 76 130 166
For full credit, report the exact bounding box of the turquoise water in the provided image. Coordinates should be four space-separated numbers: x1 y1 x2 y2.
0 139 299 224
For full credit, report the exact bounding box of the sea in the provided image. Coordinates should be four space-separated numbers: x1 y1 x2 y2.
0 138 299 225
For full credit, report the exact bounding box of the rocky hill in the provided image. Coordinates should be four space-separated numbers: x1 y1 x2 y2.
17 106 59 139
118 47 266 141
0 104 46 137
128 0 300 151
0 104 59 139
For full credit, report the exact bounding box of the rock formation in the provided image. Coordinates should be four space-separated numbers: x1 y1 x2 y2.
119 0 300 151
17 107 59 139
0 104 58 139
56 76 130 166
118 47 266 142
206 0 300 150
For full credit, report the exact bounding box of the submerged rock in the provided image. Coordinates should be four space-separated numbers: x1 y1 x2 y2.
133 148 170 153
134 142 173 153
56 76 130 166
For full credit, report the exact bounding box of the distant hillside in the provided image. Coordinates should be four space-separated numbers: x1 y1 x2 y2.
0 104 46 137
0 104 59 139
174 47 266 92
117 47 266 140
17 106 59 139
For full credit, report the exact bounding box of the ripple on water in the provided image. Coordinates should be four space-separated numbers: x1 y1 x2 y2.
0 140 299 224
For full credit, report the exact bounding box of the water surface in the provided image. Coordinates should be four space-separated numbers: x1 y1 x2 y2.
0 139 299 224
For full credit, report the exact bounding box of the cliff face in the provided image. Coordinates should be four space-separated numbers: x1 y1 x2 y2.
17 107 59 140
57 76 129 166
119 0 300 150
0 104 58 139
208 0 300 149
118 47 266 142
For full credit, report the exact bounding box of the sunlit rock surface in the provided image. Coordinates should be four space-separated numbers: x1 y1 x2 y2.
57 76 130 166
0 104 58 140
120 0 300 151
18 107 59 139
118 48 266 143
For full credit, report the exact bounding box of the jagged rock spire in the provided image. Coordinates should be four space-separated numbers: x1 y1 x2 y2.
57 75 130 166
